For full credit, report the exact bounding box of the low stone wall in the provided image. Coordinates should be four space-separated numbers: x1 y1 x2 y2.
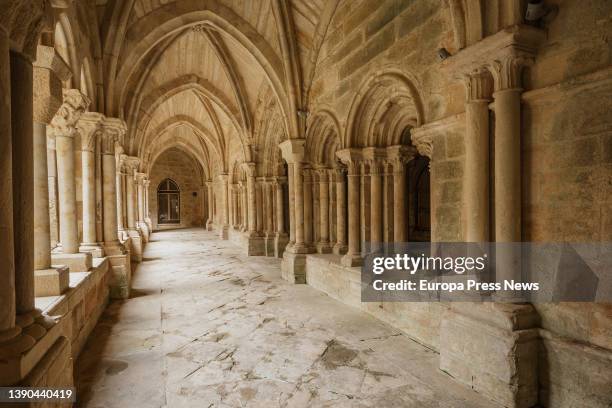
303 254 612 407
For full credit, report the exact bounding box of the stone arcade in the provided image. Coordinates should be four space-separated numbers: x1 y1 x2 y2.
0 1 610 407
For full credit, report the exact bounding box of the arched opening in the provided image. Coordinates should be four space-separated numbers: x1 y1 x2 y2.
408 155 431 242
157 178 180 224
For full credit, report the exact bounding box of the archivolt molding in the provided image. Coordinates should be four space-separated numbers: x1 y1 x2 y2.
145 141 208 183
345 69 425 149
305 108 342 168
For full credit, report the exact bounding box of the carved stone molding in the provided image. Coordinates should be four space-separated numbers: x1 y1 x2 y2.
464 69 494 102
47 89 90 139
77 112 105 152
279 139 305 164
101 117 127 154
33 45 71 124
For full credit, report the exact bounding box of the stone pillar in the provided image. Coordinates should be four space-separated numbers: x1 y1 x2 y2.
123 158 143 261
244 163 257 235
10 49 51 344
387 145 415 243
464 70 492 242
33 46 71 295
287 164 295 246
218 174 229 239
144 179 152 231
47 134 59 246
116 156 126 240
206 181 214 230
77 112 105 258
359 161 371 255
0 38 36 372
240 182 248 231
273 177 288 257
303 167 314 250
255 179 263 233
48 89 92 272
136 173 149 240
364 148 384 252
337 149 362 266
101 118 130 299
316 169 331 253
263 180 275 256
490 57 525 298
332 168 347 255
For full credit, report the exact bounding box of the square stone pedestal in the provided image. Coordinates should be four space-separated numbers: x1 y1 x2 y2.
127 229 143 262
439 303 539 408
264 234 275 257
34 266 69 297
51 252 92 272
104 242 131 299
274 233 289 258
79 243 104 258
245 234 265 256
219 225 229 240
281 251 307 284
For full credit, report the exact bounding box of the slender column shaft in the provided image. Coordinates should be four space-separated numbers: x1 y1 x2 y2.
247 173 256 233
265 183 273 234
318 171 330 252
303 169 313 245
287 165 295 244
47 140 59 246
56 132 78 253
370 162 382 249
11 52 35 314
343 163 361 266
103 151 119 243
81 148 96 244
0 31 16 332
334 171 347 253
137 180 145 224
241 185 248 231
33 123 51 269
275 182 284 233
207 183 213 225
116 170 125 233
126 174 136 228
494 88 522 243
294 162 305 247
465 74 491 242
255 181 263 232
393 162 407 242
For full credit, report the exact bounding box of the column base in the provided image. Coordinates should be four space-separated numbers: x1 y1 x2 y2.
137 222 150 243
316 241 332 254
206 220 214 231
127 229 143 262
51 252 92 272
219 225 229 240
264 233 276 257
333 243 348 255
145 217 153 234
79 243 104 258
439 303 539 408
245 234 265 256
34 266 69 297
104 241 131 299
274 233 289 258
341 252 362 267
0 315 68 387
281 251 306 284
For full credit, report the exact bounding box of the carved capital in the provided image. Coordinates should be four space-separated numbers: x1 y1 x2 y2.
464 69 493 102
411 132 433 160
487 55 532 92
123 156 140 175
336 148 363 175
241 162 256 177
77 112 105 152
386 145 417 170
101 117 126 154
279 139 305 164
135 172 147 185
33 45 71 124
47 89 91 138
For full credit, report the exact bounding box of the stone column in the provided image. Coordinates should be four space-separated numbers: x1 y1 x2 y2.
464 70 492 242
240 182 248 231
124 158 143 261
144 179 152 231
47 134 59 246
136 173 149 240
337 149 362 266
382 162 393 243
364 148 384 253
244 163 257 236
101 118 130 298
48 89 92 272
218 174 229 239
273 178 288 258
10 49 55 344
255 179 263 233
316 169 331 253
490 57 525 298
287 164 295 246
77 112 105 258
303 166 314 250
115 156 126 240
32 45 71 297
0 25 17 344
387 145 415 243
206 181 214 230
333 168 347 255
359 161 371 255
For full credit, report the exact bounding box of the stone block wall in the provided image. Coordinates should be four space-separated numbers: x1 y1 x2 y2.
149 147 204 230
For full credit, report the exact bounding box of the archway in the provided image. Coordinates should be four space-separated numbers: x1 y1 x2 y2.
157 178 181 225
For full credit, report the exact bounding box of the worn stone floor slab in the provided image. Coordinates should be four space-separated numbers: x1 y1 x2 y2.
75 228 499 408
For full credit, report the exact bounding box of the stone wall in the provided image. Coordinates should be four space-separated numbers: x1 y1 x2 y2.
149 148 204 230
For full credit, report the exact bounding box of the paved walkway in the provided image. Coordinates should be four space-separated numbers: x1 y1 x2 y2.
75 228 497 407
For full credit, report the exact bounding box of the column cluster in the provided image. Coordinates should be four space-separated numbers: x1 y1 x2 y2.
336 146 415 267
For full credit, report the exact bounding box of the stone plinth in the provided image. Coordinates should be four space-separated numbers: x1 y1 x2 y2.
281 251 306 284
34 267 69 297
439 303 539 408
51 252 92 273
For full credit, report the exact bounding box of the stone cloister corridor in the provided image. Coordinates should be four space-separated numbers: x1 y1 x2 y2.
74 228 495 407
0 0 611 407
